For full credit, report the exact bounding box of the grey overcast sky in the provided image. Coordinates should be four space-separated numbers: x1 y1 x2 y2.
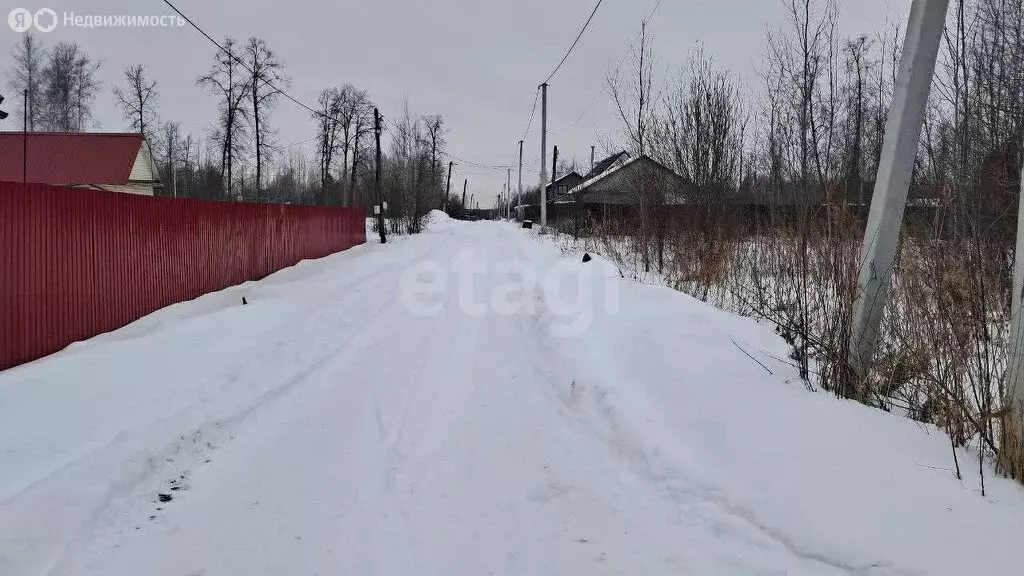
1 0 908 205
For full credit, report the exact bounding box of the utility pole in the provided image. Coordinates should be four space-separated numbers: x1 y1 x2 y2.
551 145 559 195
539 82 549 232
849 0 947 382
374 108 386 244
506 168 512 220
462 178 467 211
1009 143 1024 478
590 145 596 174
444 160 453 212
517 140 524 221
23 89 28 184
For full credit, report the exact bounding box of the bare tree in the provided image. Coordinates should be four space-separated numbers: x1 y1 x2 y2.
180 133 196 198
244 37 288 197
73 53 101 131
606 20 655 156
7 32 46 130
40 42 100 132
338 86 373 206
652 46 745 195
313 87 343 203
160 121 182 197
197 38 250 197
113 64 159 141
424 114 447 208
842 35 871 206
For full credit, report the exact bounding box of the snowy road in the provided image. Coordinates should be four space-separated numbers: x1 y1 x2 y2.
2 215 1024 575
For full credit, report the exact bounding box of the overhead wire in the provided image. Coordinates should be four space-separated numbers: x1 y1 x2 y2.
520 87 541 143
543 0 606 85
550 0 664 137
162 0 336 123
164 0 492 173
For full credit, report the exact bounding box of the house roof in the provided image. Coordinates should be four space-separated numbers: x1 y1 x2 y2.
0 132 149 185
569 154 643 195
546 171 582 188
582 151 630 181
560 155 692 205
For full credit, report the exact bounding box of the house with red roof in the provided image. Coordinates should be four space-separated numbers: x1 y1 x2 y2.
0 132 161 195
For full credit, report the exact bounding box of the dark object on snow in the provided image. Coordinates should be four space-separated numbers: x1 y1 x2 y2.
242 296 248 306
158 493 173 503
522 220 533 229
582 253 592 263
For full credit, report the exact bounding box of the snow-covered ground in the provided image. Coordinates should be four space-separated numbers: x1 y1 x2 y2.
2 212 1023 575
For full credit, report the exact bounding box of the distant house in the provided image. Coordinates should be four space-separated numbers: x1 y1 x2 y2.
561 154 693 206
0 132 160 195
545 171 583 202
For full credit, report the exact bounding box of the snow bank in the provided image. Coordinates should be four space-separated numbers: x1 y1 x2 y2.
525 231 1024 575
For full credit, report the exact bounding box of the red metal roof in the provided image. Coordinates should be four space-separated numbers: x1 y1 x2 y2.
0 132 147 185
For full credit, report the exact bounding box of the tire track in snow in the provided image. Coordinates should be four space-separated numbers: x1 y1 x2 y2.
7 234 445 576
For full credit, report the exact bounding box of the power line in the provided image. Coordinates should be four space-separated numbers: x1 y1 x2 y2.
162 0 334 124
284 136 318 149
550 0 664 136
521 87 541 143
551 92 602 136
543 0 606 85
166 0 493 180
443 151 512 171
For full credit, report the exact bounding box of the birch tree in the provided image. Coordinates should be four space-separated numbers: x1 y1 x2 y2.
113 64 159 141
7 32 45 130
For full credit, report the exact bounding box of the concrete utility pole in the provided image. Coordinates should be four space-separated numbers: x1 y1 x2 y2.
849 0 948 379
374 108 386 244
517 140 524 221
444 161 453 212
1008 152 1024 477
539 82 549 231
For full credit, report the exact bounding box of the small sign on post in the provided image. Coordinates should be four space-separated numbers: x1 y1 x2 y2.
373 205 381 215
382 201 388 211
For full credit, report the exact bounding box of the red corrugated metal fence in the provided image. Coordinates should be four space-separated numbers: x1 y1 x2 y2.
1 182 365 370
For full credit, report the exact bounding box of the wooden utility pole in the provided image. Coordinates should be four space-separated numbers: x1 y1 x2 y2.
374 108 386 244
590 145 595 173
517 140 524 221
551 145 559 191
849 0 947 382
539 82 549 232
462 179 467 211
444 160 453 211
